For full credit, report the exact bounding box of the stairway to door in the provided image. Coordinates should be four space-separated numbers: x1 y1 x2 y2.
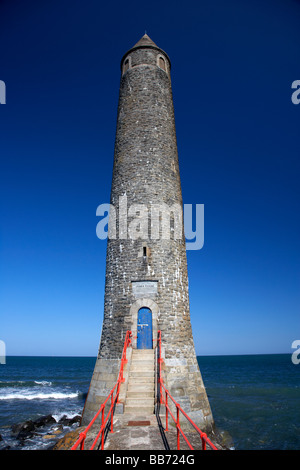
124 349 155 414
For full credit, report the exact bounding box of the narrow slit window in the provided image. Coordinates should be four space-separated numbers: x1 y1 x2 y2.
143 246 147 257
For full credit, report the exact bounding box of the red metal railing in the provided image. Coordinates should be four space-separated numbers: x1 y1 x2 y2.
71 330 132 450
157 330 218 450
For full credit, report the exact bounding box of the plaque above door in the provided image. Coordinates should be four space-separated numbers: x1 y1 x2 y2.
131 280 158 298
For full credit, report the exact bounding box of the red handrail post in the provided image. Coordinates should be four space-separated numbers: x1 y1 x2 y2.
110 394 114 433
123 342 128 363
80 432 86 450
176 405 180 450
160 377 162 404
202 433 207 450
116 381 121 404
165 392 169 431
116 372 122 403
101 407 105 450
120 362 124 383
158 331 163 403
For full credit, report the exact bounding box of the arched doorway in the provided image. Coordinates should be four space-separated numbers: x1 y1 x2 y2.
137 307 153 349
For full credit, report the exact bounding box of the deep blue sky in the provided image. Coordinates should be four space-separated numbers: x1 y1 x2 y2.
0 0 299 356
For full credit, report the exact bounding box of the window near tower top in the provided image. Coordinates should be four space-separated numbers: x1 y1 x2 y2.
143 246 147 257
123 58 130 75
158 56 166 71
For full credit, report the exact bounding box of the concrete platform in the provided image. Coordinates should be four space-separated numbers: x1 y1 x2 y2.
53 410 226 450
84 413 221 450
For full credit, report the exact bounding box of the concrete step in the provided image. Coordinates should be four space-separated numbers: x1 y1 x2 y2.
127 382 154 390
132 349 154 358
126 387 154 401
124 404 154 414
127 389 154 397
132 350 154 357
126 396 154 405
128 377 154 387
130 364 154 370
131 357 154 364
132 348 154 352
128 374 154 385
131 357 154 363
129 370 154 378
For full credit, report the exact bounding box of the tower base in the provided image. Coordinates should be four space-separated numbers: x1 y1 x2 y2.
81 357 122 426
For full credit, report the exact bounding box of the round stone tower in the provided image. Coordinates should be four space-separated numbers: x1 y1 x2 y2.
81 34 214 432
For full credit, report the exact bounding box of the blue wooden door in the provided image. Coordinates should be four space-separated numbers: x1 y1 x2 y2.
137 307 153 349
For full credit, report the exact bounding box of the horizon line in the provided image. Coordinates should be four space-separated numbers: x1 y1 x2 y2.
3 351 292 358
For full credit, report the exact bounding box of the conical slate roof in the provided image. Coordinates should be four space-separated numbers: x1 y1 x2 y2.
132 34 159 49
121 33 171 70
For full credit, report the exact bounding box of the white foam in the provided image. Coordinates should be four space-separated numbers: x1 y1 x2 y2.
0 391 79 401
52 411 81 422
0 380 25 384
34 381 52 386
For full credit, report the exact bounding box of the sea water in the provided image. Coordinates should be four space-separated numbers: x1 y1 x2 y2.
0 354 299 450
0 356 94 449
197 353 300 450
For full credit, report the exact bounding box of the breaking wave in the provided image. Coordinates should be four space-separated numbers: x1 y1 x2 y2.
0 391 80 401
